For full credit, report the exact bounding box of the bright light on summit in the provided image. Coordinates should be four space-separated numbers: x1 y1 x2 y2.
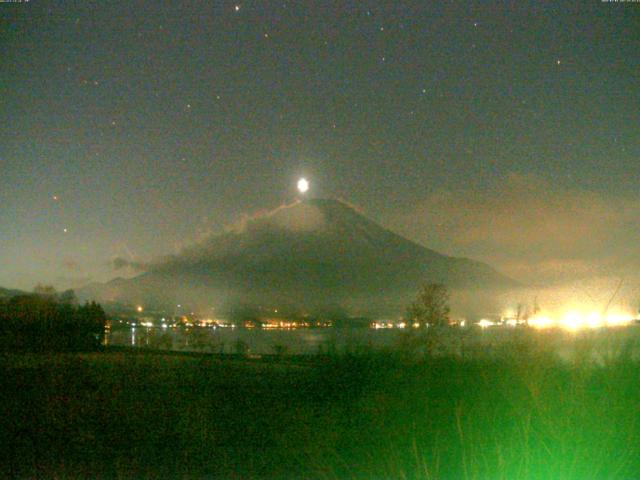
297 178 309 194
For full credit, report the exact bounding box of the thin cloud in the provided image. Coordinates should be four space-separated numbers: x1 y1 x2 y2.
61 257 82 272
388 173 640 284
110 256 149 272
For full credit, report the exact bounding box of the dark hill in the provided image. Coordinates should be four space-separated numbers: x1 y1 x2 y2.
0 287 27 299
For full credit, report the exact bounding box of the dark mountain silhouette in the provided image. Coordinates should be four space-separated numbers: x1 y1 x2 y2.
79 199 517 316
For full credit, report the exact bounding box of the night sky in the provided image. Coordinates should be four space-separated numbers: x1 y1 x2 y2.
1 0 639 290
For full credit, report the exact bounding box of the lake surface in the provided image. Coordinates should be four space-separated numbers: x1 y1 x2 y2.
106 324 640 361
107 326 402 355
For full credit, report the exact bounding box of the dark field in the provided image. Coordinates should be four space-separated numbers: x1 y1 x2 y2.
2 342 640 479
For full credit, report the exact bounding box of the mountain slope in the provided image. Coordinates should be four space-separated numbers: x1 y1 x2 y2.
79 199 516 316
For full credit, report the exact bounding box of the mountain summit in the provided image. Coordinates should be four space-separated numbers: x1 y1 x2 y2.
80 199 516 316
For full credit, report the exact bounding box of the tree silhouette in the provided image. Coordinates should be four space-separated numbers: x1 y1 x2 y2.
0 290 107 352
405 283 451 328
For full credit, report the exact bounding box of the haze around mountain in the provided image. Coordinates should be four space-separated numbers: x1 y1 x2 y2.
79 199 517 318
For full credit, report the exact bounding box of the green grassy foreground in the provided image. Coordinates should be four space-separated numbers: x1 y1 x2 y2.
1 343 639 479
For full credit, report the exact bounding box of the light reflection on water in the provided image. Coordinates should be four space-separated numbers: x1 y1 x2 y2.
108 326 394 355
106 325 640 361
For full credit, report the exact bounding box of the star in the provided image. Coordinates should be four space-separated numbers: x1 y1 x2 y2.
52 195 59 201
63 228 68 233
556 59 561 65
234 5 240 11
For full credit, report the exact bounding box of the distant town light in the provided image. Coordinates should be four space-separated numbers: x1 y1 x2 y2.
477 319 495 328
136 306 143 312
